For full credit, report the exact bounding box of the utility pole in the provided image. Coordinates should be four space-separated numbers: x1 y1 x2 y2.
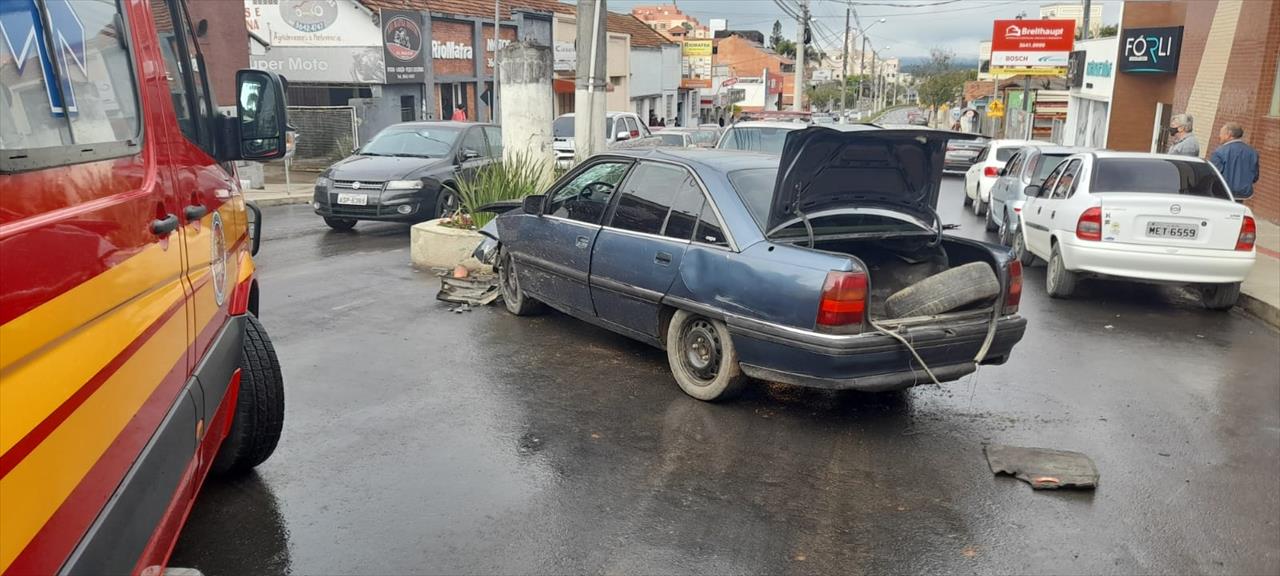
575 0 607 163
791 0 808 112
870 48 877 112
493 0 501 122
857 34 867 111
839 6 850 119
1080 0 1091 40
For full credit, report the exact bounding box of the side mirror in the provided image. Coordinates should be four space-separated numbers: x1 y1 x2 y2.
522 194 546 215
234 69 289 161
1024 184 1041 198
615 131 632 141
461 148 481 161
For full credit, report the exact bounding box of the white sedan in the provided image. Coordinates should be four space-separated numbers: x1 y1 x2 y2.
1014 151 1256 308
964 139 1031 221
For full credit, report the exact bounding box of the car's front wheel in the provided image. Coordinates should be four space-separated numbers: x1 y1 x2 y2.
212 315 285 476
1046 243 1079 298
665 310 747 401
436 186 460 218
1199 282 1241 310
324 217 357 231
1013 228 1038 267
499 247 543 316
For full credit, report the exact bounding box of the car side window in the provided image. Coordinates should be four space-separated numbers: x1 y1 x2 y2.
152 0 215 153
975 146 989 162
664 178 703 241
624 117 640 137
547 161 631 224
695 204 729 247
1051 160 1082 199
0 0 141 166
1006 153 1023 176
609 162 686 235
637 120 651 137
483 126 502 157
1037 162 1065 197
462 128 488 158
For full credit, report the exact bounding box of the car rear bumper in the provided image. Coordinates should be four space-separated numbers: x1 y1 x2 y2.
1060 237 1257 284
727 312 1027 392
313 187 434 222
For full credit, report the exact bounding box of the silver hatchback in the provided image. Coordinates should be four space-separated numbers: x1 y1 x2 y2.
988 145 1088 246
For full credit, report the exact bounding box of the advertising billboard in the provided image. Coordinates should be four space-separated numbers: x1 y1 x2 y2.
244 0 381 47
681 40 713 89
1119 27 1183 74
382 10 426 84
990 19 1074 77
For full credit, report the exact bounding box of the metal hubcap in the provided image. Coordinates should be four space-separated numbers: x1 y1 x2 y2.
681 319 721 384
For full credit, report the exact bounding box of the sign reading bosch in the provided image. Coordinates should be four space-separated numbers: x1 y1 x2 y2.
989 19 1075 77
382 9 426 83
1120 26 1183 74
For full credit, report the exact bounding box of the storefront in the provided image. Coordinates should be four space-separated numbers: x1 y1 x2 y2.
1064 37 1117 148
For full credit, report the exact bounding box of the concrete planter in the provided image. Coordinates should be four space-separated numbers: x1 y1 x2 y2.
410 219 483 270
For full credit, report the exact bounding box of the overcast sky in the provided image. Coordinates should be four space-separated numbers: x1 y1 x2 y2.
603 0 1121 60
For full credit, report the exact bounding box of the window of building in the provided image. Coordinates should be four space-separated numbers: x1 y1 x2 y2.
1 0 141 170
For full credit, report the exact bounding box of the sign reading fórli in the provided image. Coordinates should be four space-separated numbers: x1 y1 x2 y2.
1119 26 1183 74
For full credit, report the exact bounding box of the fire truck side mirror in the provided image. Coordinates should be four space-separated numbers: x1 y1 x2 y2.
231 69 290 162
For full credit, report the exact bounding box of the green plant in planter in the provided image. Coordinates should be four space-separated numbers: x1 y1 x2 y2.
452 151 550 229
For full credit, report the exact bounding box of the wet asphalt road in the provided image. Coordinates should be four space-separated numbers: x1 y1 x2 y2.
171 174 1280 575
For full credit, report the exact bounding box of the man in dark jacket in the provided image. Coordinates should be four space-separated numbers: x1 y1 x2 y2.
1210 122 1260 200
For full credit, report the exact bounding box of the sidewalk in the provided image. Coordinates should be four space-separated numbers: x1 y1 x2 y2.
243 181 313 207
1241 217 1280 328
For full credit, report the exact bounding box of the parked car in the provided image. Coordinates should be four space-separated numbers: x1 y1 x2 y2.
0 0 287 572
811 114 837 125
482 127 1027 402
656 131 697 148
552 111 650 169
716 121 806 155
943 137 988 172
989 145 1083 246
312 121 500 230
907 110 930 126
1015 151 1256 308
963 139 1031 218
659 126 722 148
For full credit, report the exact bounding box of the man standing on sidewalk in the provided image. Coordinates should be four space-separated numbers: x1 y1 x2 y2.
1210 122 1260 201
1167 114 1200 156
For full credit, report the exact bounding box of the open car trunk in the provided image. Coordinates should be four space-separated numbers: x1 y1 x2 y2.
809 235 1003 320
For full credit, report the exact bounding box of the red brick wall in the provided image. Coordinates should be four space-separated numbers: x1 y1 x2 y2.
481 24 518 75
433 19 475 77
715 36 794 108
189 0 247 107
1106 2 1184 153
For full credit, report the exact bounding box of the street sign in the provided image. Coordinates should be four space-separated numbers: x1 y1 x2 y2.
990 19 1074 77
722 77 738 88
986 99 1004 118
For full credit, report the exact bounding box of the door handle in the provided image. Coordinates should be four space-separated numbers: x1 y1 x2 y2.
184 203 208 221
575 235 589 249
1050 211 1056 219
151 214 179 236
655 251 672 265
1037 207 1043 215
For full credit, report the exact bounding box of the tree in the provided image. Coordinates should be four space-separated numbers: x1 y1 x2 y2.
770 20 784 52
915 48 969 110
1094 24 1118 38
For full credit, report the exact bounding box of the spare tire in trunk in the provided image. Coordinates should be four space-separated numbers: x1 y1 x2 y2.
883 261 1000 319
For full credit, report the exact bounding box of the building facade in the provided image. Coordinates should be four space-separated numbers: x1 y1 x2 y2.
714 34 795 110
1040 1 1106 39
1063 37 1118 148
630 5 710 40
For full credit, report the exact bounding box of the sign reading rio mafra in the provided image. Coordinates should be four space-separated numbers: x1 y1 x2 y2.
989 19 1075 77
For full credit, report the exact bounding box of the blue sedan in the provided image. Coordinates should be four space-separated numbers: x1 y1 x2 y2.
488 127 1027 401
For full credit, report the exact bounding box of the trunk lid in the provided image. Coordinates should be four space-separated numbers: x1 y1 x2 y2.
768 127 968 235
1098 193 1247 250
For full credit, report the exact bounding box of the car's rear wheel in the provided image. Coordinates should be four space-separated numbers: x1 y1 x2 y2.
499 247 543 316
998 211 1013 246
212 315 284 476
984 202 999 231
324 217 357 231
1199 282 1240 310
962 186 973 207
973 195 987 217
1046 243 1078 299
665 310 746 402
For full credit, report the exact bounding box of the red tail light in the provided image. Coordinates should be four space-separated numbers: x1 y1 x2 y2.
1236 216 1257 251
1076 206 1102 241
817 270 867 333
1004 260 1022 315
630 130 640 138
984 166 999 178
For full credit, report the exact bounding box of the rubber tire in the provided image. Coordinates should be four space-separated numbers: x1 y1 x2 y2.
1200 282 1241 310
1013 228 1039 267
665 310 747 402
985 203 999 232
883 261 1002 318
435 186 460 218
211 315 285 476
973 197 988 217
962 189 973 207
499 246 543 316
324 217 357 231
997 211 1013 247
1046 243 1079 299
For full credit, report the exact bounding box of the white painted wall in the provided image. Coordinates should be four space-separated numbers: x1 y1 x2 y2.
630 48 663 98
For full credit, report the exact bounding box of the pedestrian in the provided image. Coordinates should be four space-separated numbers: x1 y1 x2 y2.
649 111 659 127
451 103 467 122
1210 122 1260 200
961 109 978 134
658 118 666 127
1167 113 1199 156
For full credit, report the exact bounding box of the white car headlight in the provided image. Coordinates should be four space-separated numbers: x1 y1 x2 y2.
315 176 333 188
384 180 422 190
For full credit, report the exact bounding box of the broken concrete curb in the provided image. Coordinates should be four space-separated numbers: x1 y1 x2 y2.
247 195 312 208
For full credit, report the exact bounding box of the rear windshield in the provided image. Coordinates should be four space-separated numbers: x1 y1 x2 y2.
658 133 686 146
1091 158 1231 199
553 116 614 138
996 148 1017 162
719 127 796 155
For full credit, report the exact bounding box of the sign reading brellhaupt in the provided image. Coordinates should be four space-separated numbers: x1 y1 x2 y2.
989 19 1075 77
1119 27 1183 74
382 10 426 83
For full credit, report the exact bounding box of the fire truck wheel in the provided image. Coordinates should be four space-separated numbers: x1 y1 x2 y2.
212 315 285 476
